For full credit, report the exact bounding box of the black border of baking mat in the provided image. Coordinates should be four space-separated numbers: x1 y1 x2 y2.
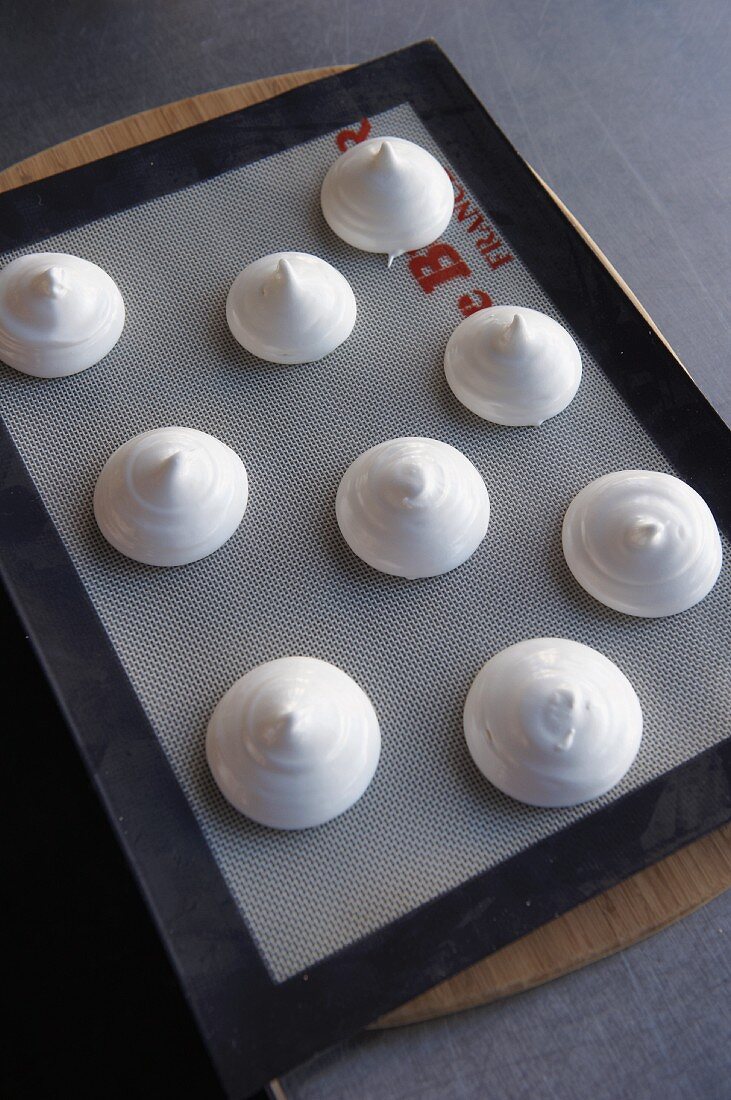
0 41 729 1100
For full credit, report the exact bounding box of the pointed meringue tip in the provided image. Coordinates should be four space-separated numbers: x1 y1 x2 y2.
555 688 576 711
276 257 295 281
497 312 532 355
271 707 302 744
555 727 576 752
392 458 430 505
35 265 69 298
627 518 663 548
158 449 186 482
280 708 298 731
274 257 301 296
403 463 428 494
505 313 528 340
261 257 300 299
372 140 399 172
140 448 189 506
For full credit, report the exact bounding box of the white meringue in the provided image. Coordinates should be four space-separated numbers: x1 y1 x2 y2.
444 305 581 426
320 137 454 264
336 436 490 579
206 656 381 829
0 251 125 378
562 470 722 617
464 638 643 807
226 251 356 364
94 426 248 567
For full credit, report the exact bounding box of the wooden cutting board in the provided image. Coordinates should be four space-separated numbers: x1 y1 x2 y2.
2 67 729 1030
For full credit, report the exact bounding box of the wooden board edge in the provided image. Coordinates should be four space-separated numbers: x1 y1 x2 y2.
0 67 349 194
529 168 684 368
2 67 728 1031
374 822 731 1027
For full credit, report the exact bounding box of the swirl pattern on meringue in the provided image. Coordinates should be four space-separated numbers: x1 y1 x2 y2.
206 656 381 829
464 638 643 807
226 252 356 364
320 137 454 263
444 305 581 426
94 426 248 567
0 252 125 378
562 470 722 617
336 436 490 578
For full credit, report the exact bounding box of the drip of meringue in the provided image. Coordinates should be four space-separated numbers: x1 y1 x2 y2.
93 426 248 567
320 137 454 263
0 251 125 378
226 251 356 364
335 436 490 578
562 470 722 617
206 656 381 829
444 305 582 426
464 637 643 807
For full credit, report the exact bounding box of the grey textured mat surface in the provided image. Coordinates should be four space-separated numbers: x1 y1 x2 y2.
1 103 728 981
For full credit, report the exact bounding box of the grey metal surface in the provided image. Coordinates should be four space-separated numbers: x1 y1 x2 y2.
279 889 731 1100
2 0 730 1096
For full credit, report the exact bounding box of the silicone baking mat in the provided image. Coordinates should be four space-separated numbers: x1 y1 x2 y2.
1 43 729 1098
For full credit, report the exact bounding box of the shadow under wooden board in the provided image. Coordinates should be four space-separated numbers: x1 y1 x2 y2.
2 66 728 1034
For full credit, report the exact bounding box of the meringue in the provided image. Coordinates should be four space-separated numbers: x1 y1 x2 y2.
206 656 381 829
226 252 356 364
562 470 722 617
0 251 125 378
444 305 581 426
464 637 643 807
94 426 248 567
336 436 490 579
320 137 454 264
